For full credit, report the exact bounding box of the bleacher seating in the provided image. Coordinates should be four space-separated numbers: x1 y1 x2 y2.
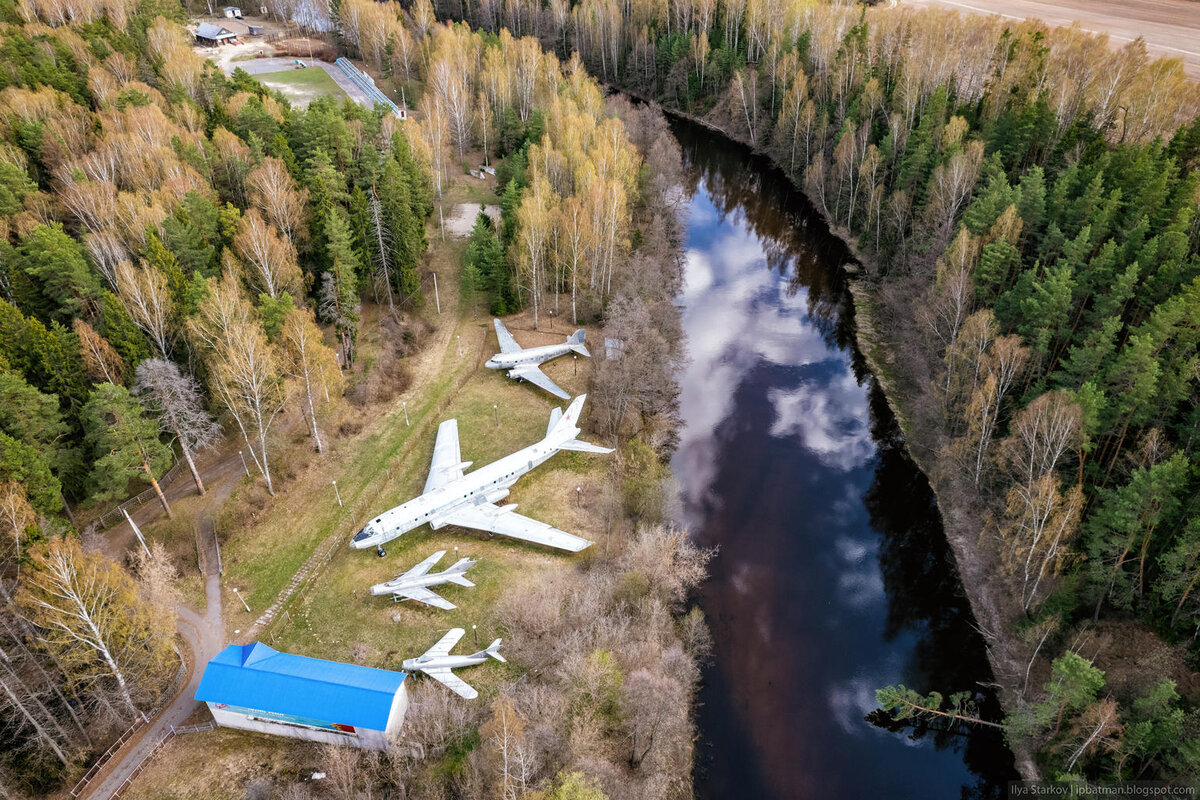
335 57 405 118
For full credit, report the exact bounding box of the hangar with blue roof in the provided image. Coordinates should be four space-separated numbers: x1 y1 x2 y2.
195 642 408 749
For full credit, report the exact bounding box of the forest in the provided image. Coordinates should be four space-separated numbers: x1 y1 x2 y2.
383 0 1200 784
0 0 710 794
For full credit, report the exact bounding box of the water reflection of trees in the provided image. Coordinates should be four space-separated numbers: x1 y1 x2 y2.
864 382 1016 796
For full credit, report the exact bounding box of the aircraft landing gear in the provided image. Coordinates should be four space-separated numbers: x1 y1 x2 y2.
376 545 387 558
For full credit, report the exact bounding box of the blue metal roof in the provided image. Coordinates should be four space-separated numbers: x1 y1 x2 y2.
195 643 407 730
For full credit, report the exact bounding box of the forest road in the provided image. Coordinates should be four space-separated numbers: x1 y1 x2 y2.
903 0 1200 79
80 484 231 800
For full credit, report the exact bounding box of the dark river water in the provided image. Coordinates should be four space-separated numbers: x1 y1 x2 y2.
669 120 1018 799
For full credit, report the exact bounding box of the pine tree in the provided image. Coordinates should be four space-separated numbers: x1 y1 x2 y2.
82 383 174 515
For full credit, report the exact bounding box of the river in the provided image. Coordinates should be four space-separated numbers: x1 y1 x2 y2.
668 119 1018 799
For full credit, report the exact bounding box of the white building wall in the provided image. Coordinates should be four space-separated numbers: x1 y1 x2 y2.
383 683 409 736
206 702 391 750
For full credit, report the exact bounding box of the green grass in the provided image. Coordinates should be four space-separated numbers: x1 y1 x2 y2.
252 66 346 105
264 372 607 694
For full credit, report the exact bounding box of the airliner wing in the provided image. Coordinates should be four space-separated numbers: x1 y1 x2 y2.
493 318 522 354
394 585 456 610
443 504 592 552
424 627 465 658
425 420 464 492
422 667 477 699
400 550 445 580
509 365 570 400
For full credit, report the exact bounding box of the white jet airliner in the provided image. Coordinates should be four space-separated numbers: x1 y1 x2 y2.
350 395 611 556
485 318 589 399
402 628 504 699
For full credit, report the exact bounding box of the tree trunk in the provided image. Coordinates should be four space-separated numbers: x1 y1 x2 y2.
141 456 172 518
0 672 69 764
181 444 205 496
303 365 323 454
1171 566 1200 626
84 615 138 718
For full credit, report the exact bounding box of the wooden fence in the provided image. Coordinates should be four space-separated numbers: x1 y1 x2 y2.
91 460 189 532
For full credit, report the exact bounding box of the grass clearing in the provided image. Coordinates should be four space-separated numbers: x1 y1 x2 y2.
253 66 346 107
132 162 618 796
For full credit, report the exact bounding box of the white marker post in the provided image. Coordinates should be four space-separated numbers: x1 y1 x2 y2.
433 273 441 313
332 480 343 507
123 508 151 557
472 624 478 646
403 401 410 426
232 587 251 614
493 404 498 426
238 450 250 477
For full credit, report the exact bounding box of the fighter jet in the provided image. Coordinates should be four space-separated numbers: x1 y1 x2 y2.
402 628 505 699
369 550 477 610
350 395 611 556
485 318 589 399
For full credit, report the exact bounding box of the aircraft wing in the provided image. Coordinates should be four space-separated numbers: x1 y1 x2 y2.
424 627 465 659
493 318 522 354
424 420 464 492
442 504 592 552
400 550 445 580
394 585 456 610
509 365 570 400
422 667 478 700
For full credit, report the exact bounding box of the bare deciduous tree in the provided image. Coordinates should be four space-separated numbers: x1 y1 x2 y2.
133 359 222 495
115 259 173 357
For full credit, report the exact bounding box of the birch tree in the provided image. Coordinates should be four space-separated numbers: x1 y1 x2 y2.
233 209 303 300
18 537 175 720
280 307 340 454
114 259 173 357
514 176 556 329
247 156 308 244
190 274 286 495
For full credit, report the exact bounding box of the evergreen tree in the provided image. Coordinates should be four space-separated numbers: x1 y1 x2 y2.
81 383 174 513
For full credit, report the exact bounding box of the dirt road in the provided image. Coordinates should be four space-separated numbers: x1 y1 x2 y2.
905 0 1200 79
80 475 234 800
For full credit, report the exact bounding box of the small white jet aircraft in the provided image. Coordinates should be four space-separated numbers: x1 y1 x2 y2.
402 628 505 699
485 318 589 399
369 550 477 610
350 395 611 556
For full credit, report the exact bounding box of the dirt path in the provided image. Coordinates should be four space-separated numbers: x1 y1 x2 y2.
79 478 232 800
903 0 1200 78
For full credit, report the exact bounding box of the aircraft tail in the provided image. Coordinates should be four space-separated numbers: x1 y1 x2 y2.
547 395 586 440
485 639 507 663
546 395 614 453
567 329 590 358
